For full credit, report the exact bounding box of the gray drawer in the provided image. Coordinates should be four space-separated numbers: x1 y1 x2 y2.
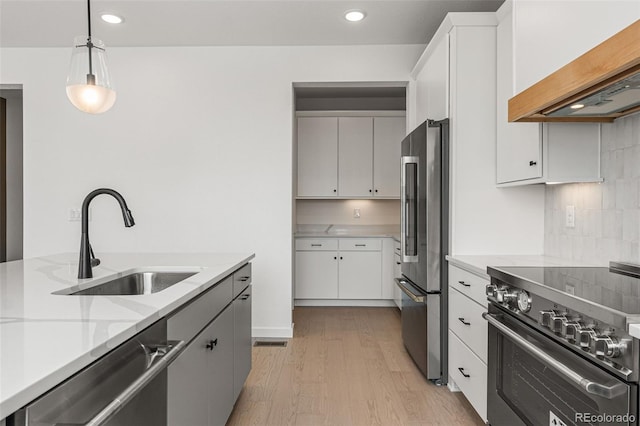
168 276 233 342
233 263 252 298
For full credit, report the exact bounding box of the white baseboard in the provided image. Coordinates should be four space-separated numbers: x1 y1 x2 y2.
294 299 396 307
252 325 294 339
447 376 461 392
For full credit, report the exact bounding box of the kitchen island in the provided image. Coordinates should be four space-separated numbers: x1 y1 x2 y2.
0 252 254 422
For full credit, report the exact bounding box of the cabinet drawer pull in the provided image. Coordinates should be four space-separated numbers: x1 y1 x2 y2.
206 339 218 351
238 276 250 282
240 294 250 300
529 160 537 166
458 280 471 287
311 244 322 247
458 317 471 326
355 244 366 247
396 262 401 265
458 367 470 378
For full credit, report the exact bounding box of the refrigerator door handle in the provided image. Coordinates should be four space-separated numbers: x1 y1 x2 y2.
401 155 419 263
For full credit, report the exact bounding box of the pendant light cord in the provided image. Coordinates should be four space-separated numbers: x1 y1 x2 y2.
86 0 94 81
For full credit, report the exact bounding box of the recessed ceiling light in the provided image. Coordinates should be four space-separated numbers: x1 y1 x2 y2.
570 103 585 109
345 10 366 22
100 14 124 24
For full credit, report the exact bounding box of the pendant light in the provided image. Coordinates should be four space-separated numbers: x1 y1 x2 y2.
66 0 116 114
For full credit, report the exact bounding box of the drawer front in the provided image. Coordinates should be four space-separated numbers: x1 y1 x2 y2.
448 330 487 422
449 288 488 363
338 238 381 251
295 238 338 251
168 276 233 342
393 241 401 256
449 265 489 307
233 263 252 298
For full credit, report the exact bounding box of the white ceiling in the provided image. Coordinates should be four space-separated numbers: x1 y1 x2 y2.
0 0 504 47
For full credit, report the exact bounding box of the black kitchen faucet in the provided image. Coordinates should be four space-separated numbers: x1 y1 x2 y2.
78 188 135 279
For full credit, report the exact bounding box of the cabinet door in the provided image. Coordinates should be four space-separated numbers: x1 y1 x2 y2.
233 287 252 401
393 253 402 309
338 251 382 299
373 117 404 197
168 329 213 426
207 307 235 426
295 251 339 298
496 10 542 184
338 117 373 197
297 117 338 196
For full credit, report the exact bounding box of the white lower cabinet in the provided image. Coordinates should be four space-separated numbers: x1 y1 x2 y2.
448 264 489 422
295 237 387 302
393 240 401 309
449 330 488 422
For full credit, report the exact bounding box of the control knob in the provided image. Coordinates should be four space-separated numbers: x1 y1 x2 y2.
539 310 556 328
577 328 598 350
495 288 518 304
592 336 626 358
485 284 497 298
550 315 568 334
562 321 583 341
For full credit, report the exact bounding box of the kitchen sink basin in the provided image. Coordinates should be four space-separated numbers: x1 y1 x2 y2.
68 271 198 295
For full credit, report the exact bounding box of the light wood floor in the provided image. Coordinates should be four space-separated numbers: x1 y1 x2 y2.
227 307 484 426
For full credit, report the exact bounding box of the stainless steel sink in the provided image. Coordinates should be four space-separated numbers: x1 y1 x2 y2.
69 271 198 295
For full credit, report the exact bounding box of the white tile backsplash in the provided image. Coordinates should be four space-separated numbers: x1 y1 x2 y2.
545 113 640 264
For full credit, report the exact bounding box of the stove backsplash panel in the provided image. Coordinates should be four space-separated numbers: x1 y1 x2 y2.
545 113 640 264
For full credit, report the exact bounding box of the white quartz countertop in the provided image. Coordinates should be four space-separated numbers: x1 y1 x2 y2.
0 252 254 419
447 254 604 277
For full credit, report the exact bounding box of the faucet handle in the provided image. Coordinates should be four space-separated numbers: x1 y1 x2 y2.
91 258 101 267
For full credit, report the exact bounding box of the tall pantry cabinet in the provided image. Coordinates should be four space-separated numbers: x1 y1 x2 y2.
410 12 543 422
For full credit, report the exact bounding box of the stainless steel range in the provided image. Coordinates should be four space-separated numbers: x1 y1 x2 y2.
485 262 640 426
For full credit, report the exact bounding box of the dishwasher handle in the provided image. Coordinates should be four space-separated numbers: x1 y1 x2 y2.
86 340 186 426
394 278 425 303
483 313 627 400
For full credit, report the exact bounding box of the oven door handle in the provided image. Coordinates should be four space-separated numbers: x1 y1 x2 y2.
395 278 425 303
483 313 627 400
85 340 187 426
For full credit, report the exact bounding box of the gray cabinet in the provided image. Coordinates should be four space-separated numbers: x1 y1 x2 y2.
233 286 252 401
167 263 252 426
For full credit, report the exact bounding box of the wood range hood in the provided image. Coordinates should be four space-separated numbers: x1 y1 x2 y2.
509 19 640 123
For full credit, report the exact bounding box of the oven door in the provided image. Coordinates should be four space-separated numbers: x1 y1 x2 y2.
485 304 637 426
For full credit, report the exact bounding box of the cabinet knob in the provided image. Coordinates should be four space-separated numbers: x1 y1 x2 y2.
334 256 337 260
369 189 372 193
340 256 343 260
206 339 218 351
375 189 378 193
333 189 337 193
529 161 537 166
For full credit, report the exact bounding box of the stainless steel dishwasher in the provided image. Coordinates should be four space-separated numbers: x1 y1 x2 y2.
9 319 185 426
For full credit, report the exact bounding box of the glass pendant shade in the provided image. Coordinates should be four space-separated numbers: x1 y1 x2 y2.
66 36 116 114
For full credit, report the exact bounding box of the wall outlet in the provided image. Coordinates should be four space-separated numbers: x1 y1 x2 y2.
68 208 91 222
565 205 575 228
68 208 82 222
353 208 361 219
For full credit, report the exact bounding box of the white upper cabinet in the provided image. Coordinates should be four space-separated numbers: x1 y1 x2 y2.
297 117 338 196
495 1 604 186
373 117 404 197
338 117 374 197
296 113 405 198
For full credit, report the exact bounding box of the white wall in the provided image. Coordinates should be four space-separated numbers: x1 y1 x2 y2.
0 89 23 261
0 44 423 337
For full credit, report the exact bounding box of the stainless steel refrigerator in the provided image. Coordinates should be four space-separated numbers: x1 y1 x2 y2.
395 119 449 384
